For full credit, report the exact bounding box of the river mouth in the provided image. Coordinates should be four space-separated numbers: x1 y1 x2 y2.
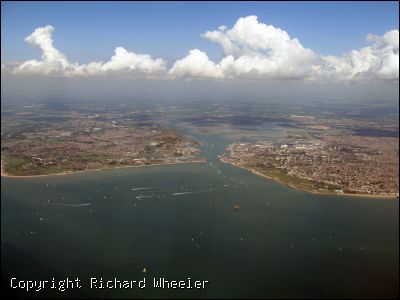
1 125 399 298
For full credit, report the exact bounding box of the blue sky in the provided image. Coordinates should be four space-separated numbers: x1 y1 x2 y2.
1 1 399 64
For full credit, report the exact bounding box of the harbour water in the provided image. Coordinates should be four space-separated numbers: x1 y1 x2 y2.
1 131 399 298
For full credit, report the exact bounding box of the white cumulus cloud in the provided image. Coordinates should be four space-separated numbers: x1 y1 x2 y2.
13 25 166 77
178 15 322 79
6 19 399 82
67 47 166 77
320 29 399 80
171 15 398 81
14 25 70 75
168 49 224 79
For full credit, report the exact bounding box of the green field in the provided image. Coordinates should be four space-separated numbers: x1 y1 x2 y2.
250 165 340 193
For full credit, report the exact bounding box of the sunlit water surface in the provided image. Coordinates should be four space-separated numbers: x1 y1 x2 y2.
1 130 399 298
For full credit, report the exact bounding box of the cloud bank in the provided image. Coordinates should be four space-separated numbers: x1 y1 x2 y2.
171 16 398 81
5 16 399 81
13 25 166 77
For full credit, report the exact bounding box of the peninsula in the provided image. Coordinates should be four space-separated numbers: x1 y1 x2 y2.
1 101 205 176
220 135 399 198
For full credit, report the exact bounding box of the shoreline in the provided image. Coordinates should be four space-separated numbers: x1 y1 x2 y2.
2 155 397 200
220 158 397 200
0 158 207 179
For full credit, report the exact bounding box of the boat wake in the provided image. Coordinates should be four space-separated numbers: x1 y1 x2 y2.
172 189 213 196
52 203 91 207
131 187 153 191
136 194 152 200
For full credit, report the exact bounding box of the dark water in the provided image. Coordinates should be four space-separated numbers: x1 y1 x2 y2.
1 132 399 298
